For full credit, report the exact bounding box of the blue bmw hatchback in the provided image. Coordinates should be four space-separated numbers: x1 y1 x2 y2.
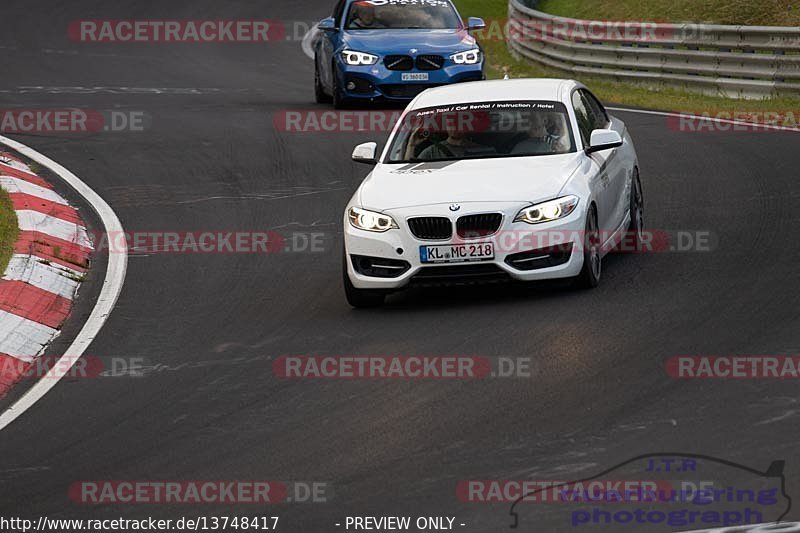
314 0 486 107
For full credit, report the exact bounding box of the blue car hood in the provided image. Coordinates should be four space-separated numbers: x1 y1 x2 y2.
341 29 476 54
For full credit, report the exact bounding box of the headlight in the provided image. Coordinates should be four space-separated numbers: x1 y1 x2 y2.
514 196 579 224
341 50 379 66
450 48 481 65
348 207 398 232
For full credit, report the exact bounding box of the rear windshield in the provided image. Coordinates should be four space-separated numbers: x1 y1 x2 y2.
345 0 462 30
386 101 576 163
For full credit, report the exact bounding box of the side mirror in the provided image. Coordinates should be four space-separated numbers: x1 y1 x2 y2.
467 17 486 31
318 18 338 31
586 129 622 154
352 142 378 165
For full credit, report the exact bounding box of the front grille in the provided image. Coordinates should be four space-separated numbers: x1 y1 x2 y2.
384 55 414 71
407 217 452 240
505 244 574 271
456 213 503 239
416 54 445 71
410 264 511 287
350 255 411 278
379 83 441 99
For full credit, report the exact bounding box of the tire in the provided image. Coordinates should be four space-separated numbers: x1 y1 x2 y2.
343 252 386 308
314 55 332 104
573 207 601 289
627 169 645 250
332 66 348 110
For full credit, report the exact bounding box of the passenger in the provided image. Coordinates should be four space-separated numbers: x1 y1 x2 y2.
512 112 568 155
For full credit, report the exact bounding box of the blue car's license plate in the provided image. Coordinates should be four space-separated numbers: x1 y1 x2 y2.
402 73 429 81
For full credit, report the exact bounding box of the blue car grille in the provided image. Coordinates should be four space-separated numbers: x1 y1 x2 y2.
384 55 414 71
416 55 445 71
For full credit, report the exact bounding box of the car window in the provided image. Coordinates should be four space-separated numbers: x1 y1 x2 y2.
581 89 609 129
386 101 576 163
333 0 347 26
345 0 461 30
571 91 593 147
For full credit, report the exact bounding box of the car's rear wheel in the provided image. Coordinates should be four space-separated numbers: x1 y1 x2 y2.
343 252 386 308
573 206 601 289
314 55 332 104
627 169 644 249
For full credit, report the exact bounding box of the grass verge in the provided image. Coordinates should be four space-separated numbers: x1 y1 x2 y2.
535 0 800 26
0 187 18 274
455 0 800 121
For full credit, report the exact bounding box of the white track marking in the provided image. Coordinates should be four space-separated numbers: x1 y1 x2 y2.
678 523 800 532
14 210 92 246
607 106 800 133
4 254 81 299
0 158 33 173
302 25 319 60
0 176 69 204
0 135 127 431
0 311 59 362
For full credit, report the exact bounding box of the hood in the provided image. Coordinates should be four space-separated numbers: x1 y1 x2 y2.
358 154 582 210
342 29 476 54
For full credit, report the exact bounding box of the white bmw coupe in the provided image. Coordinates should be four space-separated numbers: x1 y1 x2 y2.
343 79 644 307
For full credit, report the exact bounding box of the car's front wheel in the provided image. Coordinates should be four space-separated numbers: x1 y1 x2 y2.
314 55 332 104
343 252 386 308
332 66 348 109
573 206 601 289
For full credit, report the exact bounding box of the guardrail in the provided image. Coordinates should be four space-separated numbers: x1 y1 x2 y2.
506 0 800 98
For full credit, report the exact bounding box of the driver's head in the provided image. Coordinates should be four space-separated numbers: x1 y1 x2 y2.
445 120 467 141
356 4 376 24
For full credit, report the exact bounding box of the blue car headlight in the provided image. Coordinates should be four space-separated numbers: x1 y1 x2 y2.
450 48 481 65
341 50 379 66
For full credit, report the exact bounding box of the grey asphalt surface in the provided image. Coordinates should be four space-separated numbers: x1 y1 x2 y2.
0 1 799 532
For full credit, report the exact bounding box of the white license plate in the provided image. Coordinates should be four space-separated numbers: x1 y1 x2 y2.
402 73 429 81
420 243 495 264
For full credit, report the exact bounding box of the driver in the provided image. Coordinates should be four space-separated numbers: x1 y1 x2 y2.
349 4 385 29
407 117 488 160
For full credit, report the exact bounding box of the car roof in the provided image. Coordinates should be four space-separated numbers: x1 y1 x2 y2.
410 79 581 109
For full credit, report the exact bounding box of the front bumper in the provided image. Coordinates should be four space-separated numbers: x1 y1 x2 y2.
343 204 586 290
335 56 484 102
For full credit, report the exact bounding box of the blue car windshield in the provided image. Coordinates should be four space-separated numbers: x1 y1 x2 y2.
386 101 576 163
345 0 461 30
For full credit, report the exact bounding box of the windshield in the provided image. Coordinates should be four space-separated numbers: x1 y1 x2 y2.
345 0 461 30
386 101 576 163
